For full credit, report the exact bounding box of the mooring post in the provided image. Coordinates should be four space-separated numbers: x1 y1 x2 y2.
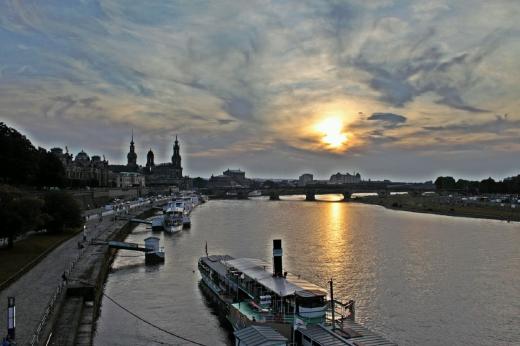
7 296 15 341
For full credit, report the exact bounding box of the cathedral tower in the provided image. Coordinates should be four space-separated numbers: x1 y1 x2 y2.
127 129 138 171
171 135 183 178
146 148 155 168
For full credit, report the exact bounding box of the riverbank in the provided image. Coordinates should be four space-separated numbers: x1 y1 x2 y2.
356 194 520 222
0 230 81 288
47 207 158 346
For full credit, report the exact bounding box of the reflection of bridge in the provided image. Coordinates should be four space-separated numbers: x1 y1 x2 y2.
204 182 435 201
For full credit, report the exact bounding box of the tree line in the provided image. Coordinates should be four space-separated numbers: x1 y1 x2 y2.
0 185 83 248
0 123 83 248
0 122 66 187
435 175 520 194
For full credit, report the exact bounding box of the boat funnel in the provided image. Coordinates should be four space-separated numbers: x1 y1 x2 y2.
273 239 283 277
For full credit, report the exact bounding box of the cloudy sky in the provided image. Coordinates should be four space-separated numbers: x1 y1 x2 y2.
1 0 519 180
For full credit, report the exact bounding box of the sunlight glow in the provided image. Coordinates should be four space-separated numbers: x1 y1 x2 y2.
315 117 348 148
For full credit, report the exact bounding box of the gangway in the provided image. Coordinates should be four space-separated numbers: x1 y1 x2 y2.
90 239 165 264
108 241 149 252
130 218 153 225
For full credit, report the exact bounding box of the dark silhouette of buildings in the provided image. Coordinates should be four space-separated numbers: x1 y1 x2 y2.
50 147 110 186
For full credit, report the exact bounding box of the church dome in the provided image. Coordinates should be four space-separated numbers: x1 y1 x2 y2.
147 148 154 158
76 150 90 161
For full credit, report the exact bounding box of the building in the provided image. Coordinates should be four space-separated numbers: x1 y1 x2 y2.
208 169 250 188
329 172 361 184
298 173 314 186
50 147 110 187
144 136 189 188
107 132 190 189
208 174 237 188
116 172 145 188
223 169 246 181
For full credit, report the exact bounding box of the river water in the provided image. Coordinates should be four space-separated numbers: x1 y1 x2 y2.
94 196 520 346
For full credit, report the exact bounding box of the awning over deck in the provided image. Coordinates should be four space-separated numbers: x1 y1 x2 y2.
298 323 397 346
234 325 287 346
224 258 327 298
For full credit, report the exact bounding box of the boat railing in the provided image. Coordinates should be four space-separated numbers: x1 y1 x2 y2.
325 299 355 323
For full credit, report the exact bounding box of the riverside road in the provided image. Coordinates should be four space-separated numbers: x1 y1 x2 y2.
0 199 160 345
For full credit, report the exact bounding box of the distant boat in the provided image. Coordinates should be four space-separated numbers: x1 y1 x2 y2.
151 216 163 232
182 213 191 229
162 207 182 234
248 190 262 197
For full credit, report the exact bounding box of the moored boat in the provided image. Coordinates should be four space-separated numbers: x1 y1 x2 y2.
151 216 163 232
198 240 396 345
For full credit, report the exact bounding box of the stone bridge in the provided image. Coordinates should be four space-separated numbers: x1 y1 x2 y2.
204 182 435 201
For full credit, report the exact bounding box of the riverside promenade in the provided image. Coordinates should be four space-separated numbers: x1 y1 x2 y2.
0 199 163 345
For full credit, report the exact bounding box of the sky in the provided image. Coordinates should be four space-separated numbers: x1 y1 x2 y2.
0 0 519 181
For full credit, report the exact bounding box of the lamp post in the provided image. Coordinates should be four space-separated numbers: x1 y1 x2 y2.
329 278 335 331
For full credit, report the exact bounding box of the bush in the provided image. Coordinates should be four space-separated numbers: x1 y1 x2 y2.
42 191 83 233
0 185 44 248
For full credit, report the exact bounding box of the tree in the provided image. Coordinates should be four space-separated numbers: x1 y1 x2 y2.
192 177 208 189
0 185 44 248
35 148 66 188
479 177 497 194
42 191 83 233
434 176 456 190
0 122 39 185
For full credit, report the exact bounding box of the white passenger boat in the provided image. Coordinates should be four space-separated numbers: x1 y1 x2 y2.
162 207 182 234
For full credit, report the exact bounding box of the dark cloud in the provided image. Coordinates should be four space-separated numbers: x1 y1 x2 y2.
222 96 254 121
368 113 407 124
435 87 488 113
353 31 503 113
423 114 516 134
218 119 235 125
79 96 99 108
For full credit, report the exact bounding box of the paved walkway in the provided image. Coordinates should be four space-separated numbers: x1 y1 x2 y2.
0 201 156 345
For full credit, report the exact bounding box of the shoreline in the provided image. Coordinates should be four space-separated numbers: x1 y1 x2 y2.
354 196 520 223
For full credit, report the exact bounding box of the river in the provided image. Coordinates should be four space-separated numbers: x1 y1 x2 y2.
94 196 520 346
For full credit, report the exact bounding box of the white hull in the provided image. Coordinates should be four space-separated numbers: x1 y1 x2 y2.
164 224 182 234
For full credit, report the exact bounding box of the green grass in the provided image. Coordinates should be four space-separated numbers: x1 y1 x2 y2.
0 230 79 285
359 195 520 222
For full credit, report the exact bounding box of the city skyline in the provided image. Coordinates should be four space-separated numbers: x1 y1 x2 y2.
1 1 519 181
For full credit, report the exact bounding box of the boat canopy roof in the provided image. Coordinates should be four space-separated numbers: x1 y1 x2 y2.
234 325 287 346
298 322 397 346
224 258 327 298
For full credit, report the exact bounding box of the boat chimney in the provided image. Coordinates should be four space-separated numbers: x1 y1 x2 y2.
273 239 283 277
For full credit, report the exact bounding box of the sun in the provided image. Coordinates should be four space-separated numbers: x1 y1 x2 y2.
315 117 348 148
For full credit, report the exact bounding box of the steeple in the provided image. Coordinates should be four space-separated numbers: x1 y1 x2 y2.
146 148 155 167
171 135 182 178
127 129 137 170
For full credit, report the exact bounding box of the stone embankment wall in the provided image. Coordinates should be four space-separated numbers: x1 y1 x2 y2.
46 208 157 346
71 187 149 209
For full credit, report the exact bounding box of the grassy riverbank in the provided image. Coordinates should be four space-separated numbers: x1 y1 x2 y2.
0 230 79 287
357 195 520 222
